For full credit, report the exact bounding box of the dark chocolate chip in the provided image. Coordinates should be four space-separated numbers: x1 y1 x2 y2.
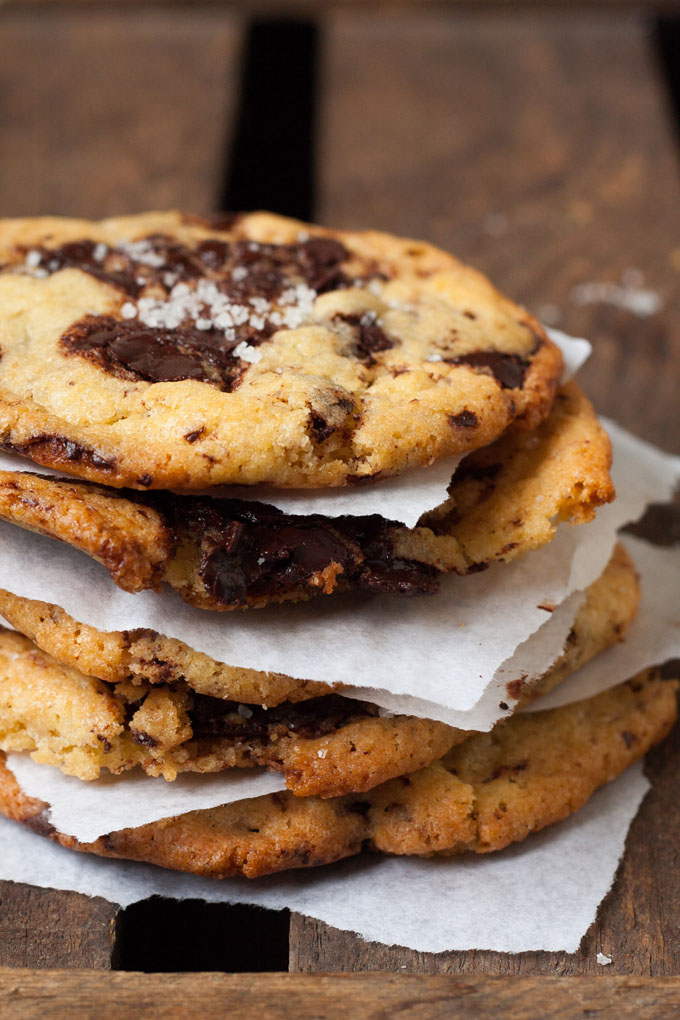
184 427 206 444
159 495 441 607
446 350 530 389
333 312 396 364
308 411 336 443
1 435 115 473
448 409 478 429
189 693 378 743
60 316 248 390
130 730 159 748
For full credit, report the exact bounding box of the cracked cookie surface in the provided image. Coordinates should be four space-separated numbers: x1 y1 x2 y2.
0 211 562 490
0 627 459 796
0 670 673 878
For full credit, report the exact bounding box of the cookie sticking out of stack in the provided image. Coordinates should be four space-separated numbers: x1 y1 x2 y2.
0 211 673 885
0 544 641 797
2 670 673 879
0 382 611 608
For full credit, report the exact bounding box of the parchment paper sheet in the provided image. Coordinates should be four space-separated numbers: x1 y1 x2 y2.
0 763 649 953
6 758 287 841
8 529 676 842
0 420 675 713
526 535 680 712
345 532 680 726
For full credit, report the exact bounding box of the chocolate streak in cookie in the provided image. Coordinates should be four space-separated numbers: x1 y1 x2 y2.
45 235 358 389
187 693 378 743
166 497 439 607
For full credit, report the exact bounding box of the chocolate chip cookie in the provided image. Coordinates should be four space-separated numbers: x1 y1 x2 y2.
0 211 563 490
0 627 460 795
0 382 612 610
0 670 673 878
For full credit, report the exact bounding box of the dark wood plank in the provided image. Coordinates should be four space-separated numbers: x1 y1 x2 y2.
290 714 680 973
4 971 680 1019
4 0 680 10
291 10 680 973
0 883 119 969
0 7 241 969
0 7 241 218
318 11 680 452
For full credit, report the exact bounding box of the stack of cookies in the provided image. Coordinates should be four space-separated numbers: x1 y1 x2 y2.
0 211 674 881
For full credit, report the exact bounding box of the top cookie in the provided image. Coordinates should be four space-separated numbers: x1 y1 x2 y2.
0 211 563 490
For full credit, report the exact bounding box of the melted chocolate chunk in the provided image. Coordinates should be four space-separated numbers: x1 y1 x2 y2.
187 501 363 606
0 435 115 472
143 235 204 283
30 234 361 387
446 351 530 389
308 411 337 444
226 237 350 300
163 497 440 607
196 239 230 271
29 240 144 296
61 316 249 390
23 233 351 304
333 515 440 596
448 410 478 429
335 313 396 365
297 238 350 292
189 693 378 743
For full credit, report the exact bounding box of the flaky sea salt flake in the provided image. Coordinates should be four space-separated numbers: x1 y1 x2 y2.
233 342 262 364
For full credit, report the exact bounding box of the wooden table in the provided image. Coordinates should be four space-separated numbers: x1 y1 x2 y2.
0 2 679 1014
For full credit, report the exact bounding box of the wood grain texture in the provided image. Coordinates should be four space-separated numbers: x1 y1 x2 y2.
3 971 680 1019
0 883 118 969
0 8 240 218
3 0 680 9
290 708 680 973
318 11 680 452
290 10 680 972
0 7 240 972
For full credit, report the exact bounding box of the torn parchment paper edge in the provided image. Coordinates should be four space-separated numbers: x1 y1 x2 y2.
0 762 650 954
